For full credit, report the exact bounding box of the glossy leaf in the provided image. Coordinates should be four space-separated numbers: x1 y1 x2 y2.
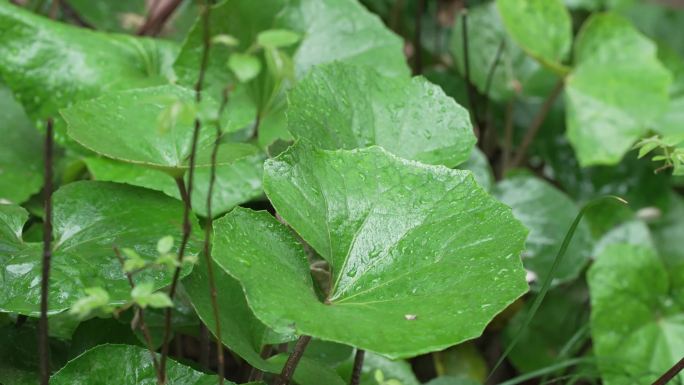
496 0 572 72
287 63 475 167
84 154 265 218
0 86 44 204
62 85 259 172
588 244 684 385
213 145 528 358
494 175 593 288
51 344 222 384
0 181 200 314
566 13 671 166
0 2 177 119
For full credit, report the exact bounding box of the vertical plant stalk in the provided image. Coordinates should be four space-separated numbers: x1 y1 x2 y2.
247 345 273 381
114 247 162 385
481 39 506 127
510 80 564 168
159 2 212 383
201 85 232 384
39 118 54 385
461 9 481 137
137 0 183 36
486 196 628 381
412 0 425 74
275 335 312 385
652 357 684 385
350 349 365 385
500 100 515 178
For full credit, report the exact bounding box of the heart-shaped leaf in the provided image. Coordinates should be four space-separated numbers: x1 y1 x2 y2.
50 344 223 384
566 13 671 166
496 0 572 72
0 181 200 314
493 174 593 288
213 145 528 358
83 154 265 218
287 63 475 167
0 86 43 204
0 2 177 120
62 85 259 173
588 244 684 385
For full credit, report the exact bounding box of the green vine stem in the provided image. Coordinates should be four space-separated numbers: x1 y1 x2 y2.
39 118 54 385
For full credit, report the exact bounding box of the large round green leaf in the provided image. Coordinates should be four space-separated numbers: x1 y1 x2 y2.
0 2 177 120
566 13 671 166
588 244 684 385
62 85 259 173
496 0 572 72
84 154 265 218
213 145 528 358
0 86 43 204
287 63 475 167
493 174 593 288
51 344 222 384
0 181 200 314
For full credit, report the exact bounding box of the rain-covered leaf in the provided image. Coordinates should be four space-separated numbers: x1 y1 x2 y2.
0 86 43 204
50 344 222 384
450 2 558 101
287 63 475 167
0 181 200 314
213 145 528 358
588 244 684 385
62 85 259 173
565 13 671 166
496 0 572 72
0 2 177 120
83 153 265 217
494 175 593 288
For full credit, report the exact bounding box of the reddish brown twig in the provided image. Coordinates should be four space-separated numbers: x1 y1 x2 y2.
274 336 312 385
137 0 183 36
350 349 365 385
652 357 684 385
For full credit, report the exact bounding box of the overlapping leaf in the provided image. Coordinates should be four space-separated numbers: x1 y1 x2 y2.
0 181 200 314
212 144 528 358
566 13 671 166
62 85 259 173
0 86 43 204
0 2 177 119
287 63 475 167
588 244 684 385
494 175 593 288
50 344 222 384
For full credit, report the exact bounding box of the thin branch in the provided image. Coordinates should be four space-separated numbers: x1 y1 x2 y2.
350 349 365 385
461 9 481 137
510 80 564 168
482 39 506 126
412 0 425 75
500 100 515 178
137 0 183 36
247 345 273 381
159 3 212 382
274 335 312 385
114 247 162 385
201 85 232 384
652 357 684 385
39 118 54 385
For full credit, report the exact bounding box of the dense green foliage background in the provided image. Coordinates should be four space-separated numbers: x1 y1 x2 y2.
0 0 682 384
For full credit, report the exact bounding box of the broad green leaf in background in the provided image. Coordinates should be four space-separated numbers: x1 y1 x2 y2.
565 13 671 166
0 181 200 314
458 148 494 192
0 2 177 120
593 219 654 257
494 175 593 288
502 283 589 373
433 343 487 383
62 85 259 174
425 377 481 385
450 2 558 101
213 145 528 358
84 154 265 218
496 0 572 73
287 63 475 167
337 351 420 385
0 86 43 204
649 192 684 295
588 244 684 385
50 344 222 384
